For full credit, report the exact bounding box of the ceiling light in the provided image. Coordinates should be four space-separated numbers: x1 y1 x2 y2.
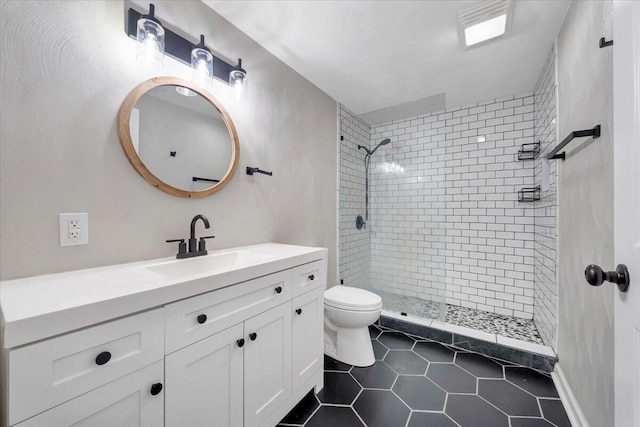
458 0 513 48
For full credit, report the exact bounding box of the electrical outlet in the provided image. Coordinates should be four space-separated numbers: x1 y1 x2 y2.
59 213 89 246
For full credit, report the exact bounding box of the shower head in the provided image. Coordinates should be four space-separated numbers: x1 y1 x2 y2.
358 138 391 157
370 138 391 156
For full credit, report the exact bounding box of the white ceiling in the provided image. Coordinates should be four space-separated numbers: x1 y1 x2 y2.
204 1 570 121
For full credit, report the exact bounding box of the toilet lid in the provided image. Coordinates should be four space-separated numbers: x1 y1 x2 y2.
324 286 382 311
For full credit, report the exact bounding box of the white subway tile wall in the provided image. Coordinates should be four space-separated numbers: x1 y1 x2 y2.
533 45 558 348
338 106 371 288
369 93 537 319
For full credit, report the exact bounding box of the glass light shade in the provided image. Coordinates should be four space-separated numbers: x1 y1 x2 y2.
191 48 213 87
136 18 164 65
229 69 247 104
175 86 197 97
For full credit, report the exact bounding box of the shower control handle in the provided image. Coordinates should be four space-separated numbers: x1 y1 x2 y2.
584 264 630 292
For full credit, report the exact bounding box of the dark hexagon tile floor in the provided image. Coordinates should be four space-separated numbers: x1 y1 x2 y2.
279 327 571 427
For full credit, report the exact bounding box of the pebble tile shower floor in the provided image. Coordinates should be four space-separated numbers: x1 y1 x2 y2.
278 325 569 427
379 291 544 344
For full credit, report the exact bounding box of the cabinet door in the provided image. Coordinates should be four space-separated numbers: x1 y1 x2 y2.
292 289 324 391
165 323 244 427
15 361 164 427
244 302 292 427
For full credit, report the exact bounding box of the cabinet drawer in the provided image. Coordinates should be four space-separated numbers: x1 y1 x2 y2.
8 308 164 426
165 270 292 354
291 260 326 297
15 360 164 427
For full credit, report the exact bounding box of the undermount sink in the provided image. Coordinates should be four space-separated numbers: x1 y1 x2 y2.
146 251 274 278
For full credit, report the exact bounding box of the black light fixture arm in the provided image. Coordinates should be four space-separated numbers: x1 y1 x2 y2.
126 6 237 84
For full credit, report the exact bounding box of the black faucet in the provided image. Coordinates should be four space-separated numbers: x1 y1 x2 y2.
166 214 215 259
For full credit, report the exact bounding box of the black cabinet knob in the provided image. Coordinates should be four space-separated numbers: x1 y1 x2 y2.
585 264 630 292
295 308 302 315
197 314 207 324
150 383 163 396
95 351 111 366
308 274 315 281
249 332 257 341
275 286 282 294
237 338 245 348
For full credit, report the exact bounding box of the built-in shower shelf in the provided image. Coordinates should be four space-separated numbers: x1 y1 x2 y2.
517 142 541 160
518 186 541 203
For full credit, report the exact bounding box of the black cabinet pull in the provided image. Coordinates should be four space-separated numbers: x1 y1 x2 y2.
296 308 302 315
308 274 315 281
275 286 282 294
237 339 245 348
150 383 163 396
249 332 257 341
197 314 207 324
95 351 111 366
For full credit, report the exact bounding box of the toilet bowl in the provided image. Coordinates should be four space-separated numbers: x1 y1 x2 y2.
324 286 382 367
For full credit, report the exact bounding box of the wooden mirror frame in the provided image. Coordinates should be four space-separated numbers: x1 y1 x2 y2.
117 77 240 198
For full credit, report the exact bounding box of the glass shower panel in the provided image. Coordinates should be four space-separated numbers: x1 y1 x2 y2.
367 126 448 323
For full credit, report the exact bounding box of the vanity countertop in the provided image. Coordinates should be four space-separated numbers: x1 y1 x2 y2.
0 243 327 349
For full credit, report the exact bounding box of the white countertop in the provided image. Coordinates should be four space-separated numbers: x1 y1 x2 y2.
0 243 327 349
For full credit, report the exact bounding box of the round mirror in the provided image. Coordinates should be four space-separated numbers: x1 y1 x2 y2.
118 77 239 198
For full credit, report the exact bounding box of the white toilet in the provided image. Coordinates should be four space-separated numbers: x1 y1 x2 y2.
324 285 383 367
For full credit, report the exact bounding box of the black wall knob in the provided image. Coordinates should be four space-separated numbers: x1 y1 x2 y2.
197 314 207 324
249 332 257 341
308 274 315 281
275 286 282 294
237 338 245 348
585 264 630 292
295 308 302 315
95 351 111 366
150 383 163 396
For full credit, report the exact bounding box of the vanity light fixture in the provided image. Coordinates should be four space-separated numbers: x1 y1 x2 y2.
127 5 248 94
136 3 165 65
458 0 513 48
229 58 248 104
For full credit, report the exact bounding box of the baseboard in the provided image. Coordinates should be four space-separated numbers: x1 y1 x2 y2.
551 363 590 427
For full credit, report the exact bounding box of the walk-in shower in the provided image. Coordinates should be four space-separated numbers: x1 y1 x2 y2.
339 91 548 346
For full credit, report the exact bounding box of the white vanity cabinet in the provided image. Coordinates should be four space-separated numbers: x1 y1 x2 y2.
164 302 294 427
164 271 324 427
0 244 327 427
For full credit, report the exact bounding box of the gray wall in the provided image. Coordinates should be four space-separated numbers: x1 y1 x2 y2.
0 0 338 282
556 1 614 426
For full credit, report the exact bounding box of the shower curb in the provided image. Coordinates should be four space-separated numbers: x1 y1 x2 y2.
378 315 558 373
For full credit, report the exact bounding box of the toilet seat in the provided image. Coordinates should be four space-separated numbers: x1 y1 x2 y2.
324 286 382 311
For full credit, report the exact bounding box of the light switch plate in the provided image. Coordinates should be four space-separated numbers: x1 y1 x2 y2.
59 213 89 246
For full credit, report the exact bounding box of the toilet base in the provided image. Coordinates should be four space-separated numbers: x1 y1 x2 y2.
324 325 375 367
